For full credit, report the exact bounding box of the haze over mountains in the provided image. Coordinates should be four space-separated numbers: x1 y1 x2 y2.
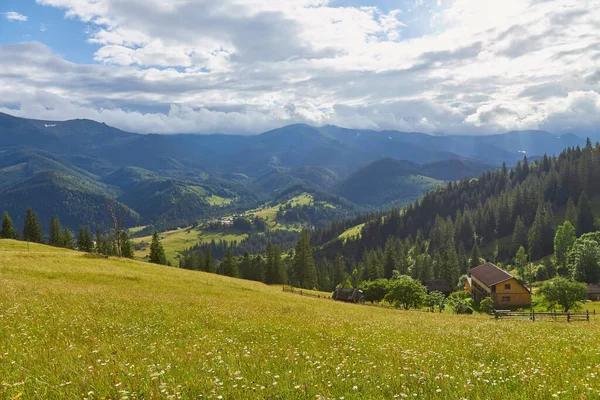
0 112 586 231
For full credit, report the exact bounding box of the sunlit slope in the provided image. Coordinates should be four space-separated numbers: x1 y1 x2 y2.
1 239 599 399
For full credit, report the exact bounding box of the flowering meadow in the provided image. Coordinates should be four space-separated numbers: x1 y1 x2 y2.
1 239 599 399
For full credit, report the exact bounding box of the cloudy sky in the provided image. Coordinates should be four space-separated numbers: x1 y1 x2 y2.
0 0 599 135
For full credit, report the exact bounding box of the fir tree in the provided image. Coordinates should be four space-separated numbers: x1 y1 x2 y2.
576 193 595 236
565 198 577 225
121 231 134 258
222 248 240 277
149 231 167 265
1 212 17 239
265 243 283 284
554 221 576 271
49 216 63 247
204 248 216 273
292 230 318 289
23 208 44 243
512 216 527 254
62 228 74 249
77 226 94 252
383 237 396 279
469 242 481 268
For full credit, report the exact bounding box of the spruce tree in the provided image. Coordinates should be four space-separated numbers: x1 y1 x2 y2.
554 221 576 271
512 216 527 254
265 243 283 284
222 248 240 277
23 208 44 243
204 248 216 273
240 251 252 279
576 193 595 236
383 238 396 279
469 242 481 268
120 231 134 258
49 216 63 247
253 254 265 282
1 212 17 239
565 198 577 225
149 231 167 265
62 228 74 249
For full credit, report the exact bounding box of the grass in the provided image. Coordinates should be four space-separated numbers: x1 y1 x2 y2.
2 239 600 399
206 195 234 206
132 228 247 264
338 223 365 242
249 193 314 229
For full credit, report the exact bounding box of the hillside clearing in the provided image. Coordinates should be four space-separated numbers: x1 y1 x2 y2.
1 239 600 399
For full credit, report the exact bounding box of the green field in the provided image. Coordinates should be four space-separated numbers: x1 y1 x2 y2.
2 239 600 399
132 228 247 264
249 193 314 229
338 223 365 242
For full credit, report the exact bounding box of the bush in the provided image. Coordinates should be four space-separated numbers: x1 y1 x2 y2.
480 297 494 314
447 291 474 314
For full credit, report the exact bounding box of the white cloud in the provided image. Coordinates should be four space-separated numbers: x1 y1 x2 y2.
2 11 28 22
40 23 47 32
0 0 597 135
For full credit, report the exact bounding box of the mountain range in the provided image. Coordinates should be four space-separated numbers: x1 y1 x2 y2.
0 112 586 231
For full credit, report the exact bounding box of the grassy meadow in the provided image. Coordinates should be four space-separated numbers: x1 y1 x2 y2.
2 239 600 399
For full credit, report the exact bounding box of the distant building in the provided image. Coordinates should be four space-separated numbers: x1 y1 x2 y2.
424 279 452 297
588 284 600 301
466 263 531 308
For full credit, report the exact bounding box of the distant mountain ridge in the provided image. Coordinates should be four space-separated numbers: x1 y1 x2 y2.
0 112 586 231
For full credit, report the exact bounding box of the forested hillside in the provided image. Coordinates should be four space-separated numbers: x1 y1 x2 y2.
309 139 600 291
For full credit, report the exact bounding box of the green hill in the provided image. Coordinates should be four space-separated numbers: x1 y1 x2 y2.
1 239 599 399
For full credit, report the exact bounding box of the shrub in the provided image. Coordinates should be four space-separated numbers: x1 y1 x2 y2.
480 297 494 314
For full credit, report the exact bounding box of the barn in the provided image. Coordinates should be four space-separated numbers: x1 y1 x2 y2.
588 284 600 301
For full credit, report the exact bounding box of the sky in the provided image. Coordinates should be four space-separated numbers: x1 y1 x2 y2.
0 0 599 135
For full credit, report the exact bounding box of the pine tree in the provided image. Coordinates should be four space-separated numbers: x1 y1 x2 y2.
333 255 347 287
469 242 481 268
222 248 240 277
292 230 318 289
62 228 74 249
204 248 216 273
515 246 528 277
512 216 527 254
77 226 94 252
240 251 252 279
121 231 134 258
1 212 17 239
49 216 63 247
576 193 595 236
23 208 44 243
253 254 265 282
383 238 396 279
565 198 577 225
265 243 283 284
149 231 167 265
527 206 544 261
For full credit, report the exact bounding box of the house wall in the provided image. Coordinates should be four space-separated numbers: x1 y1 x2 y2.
492 278 531 308
470 276 491 303
589 293 600 301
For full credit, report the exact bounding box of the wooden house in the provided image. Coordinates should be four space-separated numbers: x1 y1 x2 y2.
588 284 600 301
467 263 531 308
424 279 452 297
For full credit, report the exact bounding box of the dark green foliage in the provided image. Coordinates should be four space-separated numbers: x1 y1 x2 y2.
480 297 494 314
222 249 240 277
569 239 600 283
77 226 94 252
204 248 216 273
384 276 427 310
469 242 481 268
49 216 63 247
359 279 390 304
576 193 595 236
554 221 576 271
1 212 18 239
121 231 134 258
291 230 318 289
539 277 587 312
265 244 284 284
62 228 74 249
23 208 44 243
447 291 474 314
149 231 167 265
425 291 446 313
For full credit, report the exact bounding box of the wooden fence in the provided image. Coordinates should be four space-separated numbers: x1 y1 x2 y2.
282 286 331 299
493 309 595 322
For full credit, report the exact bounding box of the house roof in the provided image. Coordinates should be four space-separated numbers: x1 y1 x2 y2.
469 263 513 287
588 283 600 294
424 279 452 293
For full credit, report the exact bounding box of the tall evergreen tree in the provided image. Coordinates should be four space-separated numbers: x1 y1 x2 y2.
383 237 396 279
265 243 283 284
469 242 481 268
1 212 18 239
253 254 265 283
77 226 94 252
49 216 63 247
149 231 167 265
23 208 44 243
292 230 318 288
565 197 577 225
121 231 134 258
222 248 240 277
576 193 595 236
62 228 74 249
239 251 252 279
204 248 216 273
512 216 527 254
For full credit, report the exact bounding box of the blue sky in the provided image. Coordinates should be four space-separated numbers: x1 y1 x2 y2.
0 0 599 135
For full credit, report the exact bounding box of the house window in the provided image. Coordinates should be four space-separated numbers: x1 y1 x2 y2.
505 283 511 290
502 296 510 302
